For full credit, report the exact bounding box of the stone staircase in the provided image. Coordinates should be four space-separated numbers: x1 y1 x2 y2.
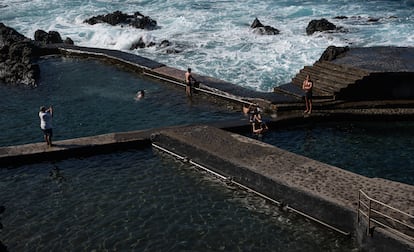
290 61 371 99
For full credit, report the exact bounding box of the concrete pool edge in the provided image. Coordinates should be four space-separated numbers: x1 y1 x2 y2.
51 44 414 116
1 118 414 250
150 125 414 252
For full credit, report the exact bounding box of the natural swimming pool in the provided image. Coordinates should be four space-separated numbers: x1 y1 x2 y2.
1 55 411 250
0 57 245 147
257 120 414 186
0 148 357 251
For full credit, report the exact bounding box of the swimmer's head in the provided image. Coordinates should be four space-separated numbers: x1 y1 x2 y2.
135 90 145 99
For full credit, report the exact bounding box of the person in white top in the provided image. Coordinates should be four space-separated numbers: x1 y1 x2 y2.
39 105 53 146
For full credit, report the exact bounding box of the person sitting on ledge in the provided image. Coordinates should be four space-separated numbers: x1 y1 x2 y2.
252 118 268 136
251 106 268 136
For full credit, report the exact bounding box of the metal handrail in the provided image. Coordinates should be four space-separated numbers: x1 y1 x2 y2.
143 71 257 106
358 189 414 242
152 142 350 236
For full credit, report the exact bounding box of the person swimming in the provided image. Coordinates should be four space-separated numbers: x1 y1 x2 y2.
135 90 145 100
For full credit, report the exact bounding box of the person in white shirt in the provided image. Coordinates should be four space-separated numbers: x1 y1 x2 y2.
39 105 53 147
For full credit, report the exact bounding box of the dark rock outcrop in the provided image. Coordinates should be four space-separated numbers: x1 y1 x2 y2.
34 30 63 44
306 18 337 35
250 18 280 35
0 23 70 87
0 23 40 87
64 37 74 45
84 11 157 30
319 45 349 61
129 37 180 53
130 37 155 49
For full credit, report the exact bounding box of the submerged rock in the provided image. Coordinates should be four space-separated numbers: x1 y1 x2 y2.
84 11 157 30
129 37 180 53
250 18 280 35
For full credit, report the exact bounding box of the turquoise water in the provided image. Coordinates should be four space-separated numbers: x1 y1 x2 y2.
1 0 413 91
260 121 414 186
0 149 357 251
0 57 244 147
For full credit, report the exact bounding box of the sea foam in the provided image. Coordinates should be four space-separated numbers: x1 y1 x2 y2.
1 0 413 91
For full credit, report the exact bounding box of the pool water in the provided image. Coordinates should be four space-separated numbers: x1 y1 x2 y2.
260 121 414 186
0 57 244 147
0 149 357 251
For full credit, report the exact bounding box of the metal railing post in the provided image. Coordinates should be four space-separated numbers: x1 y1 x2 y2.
367 199 372 236
358 189 414 242
357 190 361 223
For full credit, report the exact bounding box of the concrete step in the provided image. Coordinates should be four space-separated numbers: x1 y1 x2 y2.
292 70 348 88
292 77 337 96
274 83 304 98
305 65 363 83
296 68 357 88
293 73 347 92
291 60 373 99
315 61 370 78
292 74 344 94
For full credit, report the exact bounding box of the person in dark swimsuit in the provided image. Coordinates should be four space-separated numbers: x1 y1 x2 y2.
185 68 196 97
302 74 313 114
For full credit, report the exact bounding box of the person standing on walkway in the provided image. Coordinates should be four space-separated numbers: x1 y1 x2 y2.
185 68 196 97
39 105 53 147
302 74 313 114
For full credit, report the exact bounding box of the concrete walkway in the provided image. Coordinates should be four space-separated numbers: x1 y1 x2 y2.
0 129 154 166
151 125 414 250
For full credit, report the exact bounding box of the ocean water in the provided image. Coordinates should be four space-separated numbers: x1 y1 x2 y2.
1 0 413 91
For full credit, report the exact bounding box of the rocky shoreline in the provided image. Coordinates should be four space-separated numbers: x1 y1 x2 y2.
0 14 350 88
1 18 414 252
0 23 73 87
2 21 414 118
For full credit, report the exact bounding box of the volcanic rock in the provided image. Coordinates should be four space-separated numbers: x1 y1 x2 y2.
306 18 337 35
319 45 349 61
0 24 71 87
34 30 63 44
250 18 280 35
0 23 40 87
84 11 157 30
